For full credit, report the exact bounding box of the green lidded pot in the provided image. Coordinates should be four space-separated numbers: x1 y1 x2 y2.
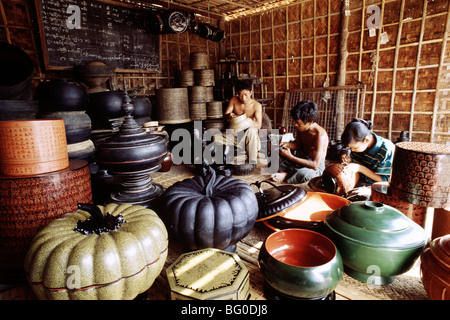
324 201 427 285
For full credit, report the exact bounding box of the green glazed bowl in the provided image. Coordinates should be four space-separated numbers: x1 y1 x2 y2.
258 228 343 299
324 201 427 285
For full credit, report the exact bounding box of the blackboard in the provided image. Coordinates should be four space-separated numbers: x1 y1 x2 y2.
36 0 160 72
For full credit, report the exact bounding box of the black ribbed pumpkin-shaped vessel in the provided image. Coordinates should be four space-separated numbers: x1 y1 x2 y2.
162 168 258 251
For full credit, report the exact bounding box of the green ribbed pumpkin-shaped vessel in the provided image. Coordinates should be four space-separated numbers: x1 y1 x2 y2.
24 203 168 300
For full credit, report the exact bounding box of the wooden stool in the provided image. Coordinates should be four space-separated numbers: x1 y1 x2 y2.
166 248 250 300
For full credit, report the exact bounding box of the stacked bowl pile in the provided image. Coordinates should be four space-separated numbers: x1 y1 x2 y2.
37 80 95 163
0 42 38 121
178 52 224 128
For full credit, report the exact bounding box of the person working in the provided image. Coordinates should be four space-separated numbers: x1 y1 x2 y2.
214 79 262 164
271 100 328 184
340 118 395 185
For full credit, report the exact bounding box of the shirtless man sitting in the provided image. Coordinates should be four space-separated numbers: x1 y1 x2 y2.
215 79 262 164
271 100 328 184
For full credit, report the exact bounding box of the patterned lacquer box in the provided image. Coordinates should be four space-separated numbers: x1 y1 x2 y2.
0 119 68 176
390 142 450 209
166 248 250 300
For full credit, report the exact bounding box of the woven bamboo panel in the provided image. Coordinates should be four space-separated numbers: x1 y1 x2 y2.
288 59 300 75
273 8 286 25
315 17 328 36
303 39 314 56
376 93 392 112
302 76 313 88
250 30 260 43
397 46 418 68
316 37 328 55
288 41 300 57
401 20 421 44
415 92 436 112
288 24 300 40
276 78 287 92
379 48 395 69
382 25 399 47
347 32 361 52
274 26 286 41
373 113 390 132
395 70 416 91
288 3 301 22
250 15 259 29
392 114 411 131
315 56 328 74
288 77 300 90
241 16 250 30
262 28 272 43
413 116 433 132
423 15 448 41
240 33 250 47
302 20 314 38
261 12 272 28
230 19 239 33
377 71 394 91
302 1 314 19
329 0 341 13
417 68 440 90
251 46 261 61
394 93 413 112
330 35 340 54
302 57 313 74
261 44 271 60
348 10 362 33
384 1 402 24
362 30 377 51
346 54 359 72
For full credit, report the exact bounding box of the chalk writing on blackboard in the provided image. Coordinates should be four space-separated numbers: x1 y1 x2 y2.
37 0 160 71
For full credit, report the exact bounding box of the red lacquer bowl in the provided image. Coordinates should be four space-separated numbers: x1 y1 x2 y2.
420 235 450 300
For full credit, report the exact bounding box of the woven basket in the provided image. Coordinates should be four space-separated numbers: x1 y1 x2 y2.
189 86 208 103
189 103 207 120
179 69 194 87
207 101 223 119
156 88 191 124
190 52 209 70
195 69 215 86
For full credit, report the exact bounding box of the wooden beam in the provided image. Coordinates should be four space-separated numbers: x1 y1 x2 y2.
388 0 405 141
430 4 450 143
369 0 385 127
335 0 350 140
409 0 428 141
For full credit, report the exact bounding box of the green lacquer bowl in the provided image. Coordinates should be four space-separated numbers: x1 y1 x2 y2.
258 229 343 299
324 201 427 285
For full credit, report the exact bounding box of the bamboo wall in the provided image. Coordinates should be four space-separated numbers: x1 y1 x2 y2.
224 0 450 144
1 0 449 144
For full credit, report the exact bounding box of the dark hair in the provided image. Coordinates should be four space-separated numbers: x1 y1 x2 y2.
341 118 373 146
290 100 319 123
235 79 253 93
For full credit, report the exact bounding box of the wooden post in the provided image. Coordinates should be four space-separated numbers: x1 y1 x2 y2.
335 1 350 140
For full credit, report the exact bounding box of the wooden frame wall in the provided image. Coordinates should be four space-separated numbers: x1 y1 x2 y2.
225 0 450 144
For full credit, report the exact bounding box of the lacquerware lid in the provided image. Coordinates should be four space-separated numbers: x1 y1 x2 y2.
325 201 427 248
254 181 307 221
